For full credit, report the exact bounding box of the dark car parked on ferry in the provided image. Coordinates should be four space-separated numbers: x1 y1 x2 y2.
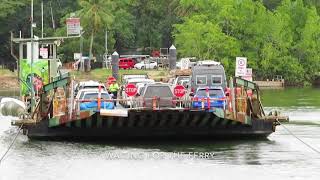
137 83 176 108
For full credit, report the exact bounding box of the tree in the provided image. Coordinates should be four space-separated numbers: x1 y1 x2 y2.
0 0 27 65
0 0 26 18
77 0 114 60
131 0 180 50
174 14 240 75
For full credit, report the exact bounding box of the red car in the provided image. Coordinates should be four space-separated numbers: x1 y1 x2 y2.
119 58 136 69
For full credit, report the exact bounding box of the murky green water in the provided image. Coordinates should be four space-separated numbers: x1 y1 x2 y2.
0 88 320 180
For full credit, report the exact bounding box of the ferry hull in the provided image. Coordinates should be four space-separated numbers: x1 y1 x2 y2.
24 110 275 139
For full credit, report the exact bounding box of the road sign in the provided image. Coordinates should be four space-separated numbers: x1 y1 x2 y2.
242 68 253 81
174 85 186 98
39 48 48 59
66 18 81 35
74 53 81 60
235 57 247 77
180 58 190 70
125 84 138 97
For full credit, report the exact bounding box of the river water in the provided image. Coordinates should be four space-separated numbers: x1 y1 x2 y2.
0 88 319 180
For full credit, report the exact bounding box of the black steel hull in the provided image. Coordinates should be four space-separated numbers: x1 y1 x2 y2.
24 110 275 139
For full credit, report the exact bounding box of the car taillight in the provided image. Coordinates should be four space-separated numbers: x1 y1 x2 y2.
172 97 177 106
224 88 230 96
193 97 198 102
143 98 146 107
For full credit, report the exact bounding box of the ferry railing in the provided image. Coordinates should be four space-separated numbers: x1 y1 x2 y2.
49 94 252 125
72 97 229 112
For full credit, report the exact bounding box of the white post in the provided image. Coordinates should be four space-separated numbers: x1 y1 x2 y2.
105 30 108 55
41 0 44 38
30 0 35 112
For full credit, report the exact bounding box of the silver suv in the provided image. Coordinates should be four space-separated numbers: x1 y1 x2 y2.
137 83 175 108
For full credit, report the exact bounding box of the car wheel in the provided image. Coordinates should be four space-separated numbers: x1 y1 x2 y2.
141 66 144 69
153 66 157 69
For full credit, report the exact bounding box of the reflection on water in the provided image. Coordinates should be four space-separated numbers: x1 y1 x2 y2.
0 88 320 180
261 87 320 107
262 88 320 125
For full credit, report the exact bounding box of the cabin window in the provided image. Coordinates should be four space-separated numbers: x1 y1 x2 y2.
211 75 222 84
196 75 207 85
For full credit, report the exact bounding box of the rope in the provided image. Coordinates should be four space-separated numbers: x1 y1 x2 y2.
276 119 320 154
0 124 23 165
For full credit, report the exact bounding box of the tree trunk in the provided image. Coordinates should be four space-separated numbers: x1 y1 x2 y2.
88 30 94 72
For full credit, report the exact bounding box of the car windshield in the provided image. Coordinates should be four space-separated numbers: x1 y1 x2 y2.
144 86 173 98
177 77 189 82
82 93 110 100
196 89 223 97
179 81 189 87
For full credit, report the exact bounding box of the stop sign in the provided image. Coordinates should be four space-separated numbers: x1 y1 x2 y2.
174 85 186 97
125 84 138 97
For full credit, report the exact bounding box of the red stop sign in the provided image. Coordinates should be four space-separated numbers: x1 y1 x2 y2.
174 85 186 97
125 84 138 97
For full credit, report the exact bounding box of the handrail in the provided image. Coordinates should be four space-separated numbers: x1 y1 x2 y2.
75 97 227 103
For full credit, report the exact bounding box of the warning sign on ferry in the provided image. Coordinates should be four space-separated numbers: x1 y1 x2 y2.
125 84 138 97
174 85 186 98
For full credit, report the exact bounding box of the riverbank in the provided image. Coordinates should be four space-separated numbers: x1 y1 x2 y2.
0 68 168 91
0 69 19 90
70 68 168 82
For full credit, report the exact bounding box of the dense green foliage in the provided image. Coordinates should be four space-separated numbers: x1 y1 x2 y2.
174 0 320 84
0 0 319 84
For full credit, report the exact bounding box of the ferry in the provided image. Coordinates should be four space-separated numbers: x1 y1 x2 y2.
7 61 286 139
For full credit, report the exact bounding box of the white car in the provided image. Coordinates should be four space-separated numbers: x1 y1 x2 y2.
120 78 155 107
173 76 190 87
75 81 106 96
134 60 158 69
122 74 148 84
126 78 155 85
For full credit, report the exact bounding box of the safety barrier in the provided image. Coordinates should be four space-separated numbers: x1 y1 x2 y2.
72 96 229 112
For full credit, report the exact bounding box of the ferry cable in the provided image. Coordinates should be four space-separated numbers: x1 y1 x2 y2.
0 124 23 165
276 119 320 154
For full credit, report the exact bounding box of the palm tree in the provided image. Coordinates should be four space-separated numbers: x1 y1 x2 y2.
77 0 114 60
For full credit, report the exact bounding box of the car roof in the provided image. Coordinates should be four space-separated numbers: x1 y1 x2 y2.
123 74 148 80
197 86 223 90
127 78 155 83
80 91 110 99
82 91 109 94
145 83 171 87
77 88 104 93
120 58 133 60
76 89 109 98
197 60 221 65
78 81 104 86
